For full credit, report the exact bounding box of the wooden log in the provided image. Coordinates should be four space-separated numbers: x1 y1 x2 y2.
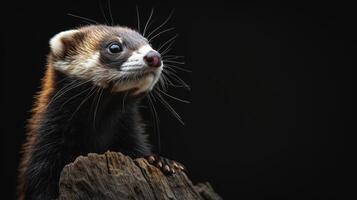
58 151 223 200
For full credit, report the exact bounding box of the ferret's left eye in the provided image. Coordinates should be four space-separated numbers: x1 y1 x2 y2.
108 43 122 54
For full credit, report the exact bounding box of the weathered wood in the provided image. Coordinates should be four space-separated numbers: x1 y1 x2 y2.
58 151 222 200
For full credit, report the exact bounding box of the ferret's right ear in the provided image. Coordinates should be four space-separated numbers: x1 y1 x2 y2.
49 30 79 57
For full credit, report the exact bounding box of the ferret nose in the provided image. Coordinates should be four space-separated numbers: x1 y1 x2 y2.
144 51 162 68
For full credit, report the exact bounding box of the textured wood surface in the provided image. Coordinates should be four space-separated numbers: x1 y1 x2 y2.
58 151 222 200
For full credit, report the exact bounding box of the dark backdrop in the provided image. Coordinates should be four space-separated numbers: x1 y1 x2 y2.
1 0 352 199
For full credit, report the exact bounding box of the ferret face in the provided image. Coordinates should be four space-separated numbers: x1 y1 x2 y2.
49 25 163 94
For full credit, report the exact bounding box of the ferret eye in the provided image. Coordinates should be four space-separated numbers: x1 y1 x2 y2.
107 43 122 54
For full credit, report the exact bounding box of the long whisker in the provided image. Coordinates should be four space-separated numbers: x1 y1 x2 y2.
59 86 93 109
156 88 190 103
163 57 185 61
98 0 109 25
147 9 175 40
157 34 178 52
143 8 154 37
161 48 173 56
89 87 100 125
54 76 72 85
158 73 170 90
162 55 185 59
69 86 97 121
160 39 179 56
163 60 185 65
147 94 161 153
47 79 91 108
136 6 141 33
149 27 176 43
48 80 78 105
164 65 177 73
164 63 192 73
160 72 187 89
122 91 128 111
67 13 99 24
93 88 104 129
153 91 185 125
162 70 190 90
107 0 114 25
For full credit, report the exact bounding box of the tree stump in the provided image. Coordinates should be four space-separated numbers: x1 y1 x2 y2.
58 151 223 200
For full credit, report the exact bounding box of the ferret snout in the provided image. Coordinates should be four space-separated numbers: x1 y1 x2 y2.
144 51 162 68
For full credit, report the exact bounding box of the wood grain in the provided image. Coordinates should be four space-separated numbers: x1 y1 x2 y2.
58 151 222 200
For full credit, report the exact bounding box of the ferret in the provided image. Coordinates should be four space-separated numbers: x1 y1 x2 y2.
17 25 184 200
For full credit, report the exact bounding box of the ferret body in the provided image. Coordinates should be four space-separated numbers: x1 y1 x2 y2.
18 25 180 200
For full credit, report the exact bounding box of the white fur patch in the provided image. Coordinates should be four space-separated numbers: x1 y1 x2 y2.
122 45 156 69
49 30 79 56
116 44 163 93
52 44 162 95
112 74 155 94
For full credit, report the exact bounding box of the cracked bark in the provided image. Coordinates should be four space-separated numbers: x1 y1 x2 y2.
58 151 223 200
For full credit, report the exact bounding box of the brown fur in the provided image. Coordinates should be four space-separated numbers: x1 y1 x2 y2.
17 65 55 200
17 25 155 199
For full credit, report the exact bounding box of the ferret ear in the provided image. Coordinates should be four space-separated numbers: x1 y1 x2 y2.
49 30 79 56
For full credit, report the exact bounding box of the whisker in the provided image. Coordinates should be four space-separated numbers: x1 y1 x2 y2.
107 0 114 25
47 79 91 108
164 63 192 73
163 60 185 65
161 41 178 56
162 55 185 59
89 87 100 124
98 0 109 25
161 48 173 56
161 72 172 90
67 13 99 24
157 75 167 91
162 73 182 88
164 65 177 73
166 84 190 88
156 88 190 103
153 91 185 125
122 91 128 111
147 94 161 153
136 6 141 33
149 27 176 43
55 76 72 85
93 88 104 129
49 80 78 103
59 86 93 109
162 70 190 90
157 34 178 52
69 86 97 121
143 8 154 37
147 9 175 40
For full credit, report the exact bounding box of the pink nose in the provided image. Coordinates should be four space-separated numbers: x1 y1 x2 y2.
144 51 162 68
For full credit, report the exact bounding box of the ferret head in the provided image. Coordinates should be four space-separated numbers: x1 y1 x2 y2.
49 25 163 94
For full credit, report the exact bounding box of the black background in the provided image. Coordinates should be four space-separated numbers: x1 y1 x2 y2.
0 0 352 199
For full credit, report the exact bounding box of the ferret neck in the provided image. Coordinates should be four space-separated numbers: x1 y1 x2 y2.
43 69 143 132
